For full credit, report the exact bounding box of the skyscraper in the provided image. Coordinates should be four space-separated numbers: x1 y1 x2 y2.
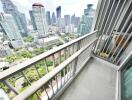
29 10 37 30
84 4 95 16
1 0 17 13
71 14 80 27
51 12 56 25
64 15 70 26
0 13 23 41
77 4 95 36
56 6 61 27
32 3 48 37
71 14 75 25
1 0 28 37
74 17 80 27
56 6 61 19
46 11 51 25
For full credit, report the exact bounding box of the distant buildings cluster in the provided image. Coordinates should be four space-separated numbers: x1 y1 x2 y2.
29 3 81 34
0 0 95 57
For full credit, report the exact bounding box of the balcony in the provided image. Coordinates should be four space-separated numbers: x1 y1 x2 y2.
0 31 99 100
0 27 131 100
0 0 132 100
0 28 129 100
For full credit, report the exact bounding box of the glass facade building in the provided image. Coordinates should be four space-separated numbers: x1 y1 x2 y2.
1 0 28 37
32 3 48 37
77 4 95 36
46 11 51 26
29 10 37 30
51 12 56 25
0 13 23 41
64 15 70 26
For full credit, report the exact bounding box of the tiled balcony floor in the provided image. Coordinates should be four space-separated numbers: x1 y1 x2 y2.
59 57 117 100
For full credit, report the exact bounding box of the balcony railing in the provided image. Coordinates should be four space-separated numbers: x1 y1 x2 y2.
0 31 98 100
93 0 132 65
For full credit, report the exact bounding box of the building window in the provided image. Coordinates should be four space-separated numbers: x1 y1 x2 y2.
121 57 132 100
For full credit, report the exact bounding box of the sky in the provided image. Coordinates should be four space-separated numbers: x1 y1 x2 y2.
0 0 98 19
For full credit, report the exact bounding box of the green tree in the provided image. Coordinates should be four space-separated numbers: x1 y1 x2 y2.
24 36 34 42
18 50 33 58
5 55 23 63
33 48 46 55
5 50 33 63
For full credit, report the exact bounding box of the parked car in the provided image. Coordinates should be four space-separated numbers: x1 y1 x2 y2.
0 62 9 72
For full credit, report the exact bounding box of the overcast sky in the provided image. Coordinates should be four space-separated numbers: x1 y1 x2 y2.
0 0 98 19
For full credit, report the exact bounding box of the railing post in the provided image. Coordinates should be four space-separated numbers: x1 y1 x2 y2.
72 57 78 75
44 59 49 73
52 55 56 68
34 65 41 78
3 80 19 95
21 71 31 85
72 40 81 75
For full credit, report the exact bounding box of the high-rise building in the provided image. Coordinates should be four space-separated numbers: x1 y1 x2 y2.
0 13 23 42
51 12 56 25
29 10 37 30
56 6 61 27
56 6 61 19
1 0 28 37
1 0 17 13
71 14 75 25
65 24 75 33
64 15 70 26
19 13 28 36
71 14 80 27
60 18 65 28
77 4 95 36
46 11 51 25
32 3 48 37
74 17 80 27
84 4 95 16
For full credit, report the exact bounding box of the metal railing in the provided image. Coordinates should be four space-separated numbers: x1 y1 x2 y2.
93 0 132 65
0 31 97 99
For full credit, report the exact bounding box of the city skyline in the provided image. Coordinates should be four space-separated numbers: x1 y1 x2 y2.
0 0 98 19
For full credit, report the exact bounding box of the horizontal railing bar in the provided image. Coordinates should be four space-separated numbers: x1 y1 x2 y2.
12 38 97 100
0 31 98 80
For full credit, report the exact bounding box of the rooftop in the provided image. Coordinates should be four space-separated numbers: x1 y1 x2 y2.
32 3 44 7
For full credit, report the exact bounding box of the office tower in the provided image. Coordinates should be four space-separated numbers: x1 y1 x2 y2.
71 14 75 25
56 6 61 27
60 18 65 28
71 14 80 28
19 13 28 36
1 0 28 37
77 4 95 35
1 0 17 13
64 15 70 26
74 17 80 27
32 3 48 37
0 13 23 42
51 12 56 25
46 11 51 25
84 4 95 16
65 24 75 33
29 10 37 30
56 6 61 19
